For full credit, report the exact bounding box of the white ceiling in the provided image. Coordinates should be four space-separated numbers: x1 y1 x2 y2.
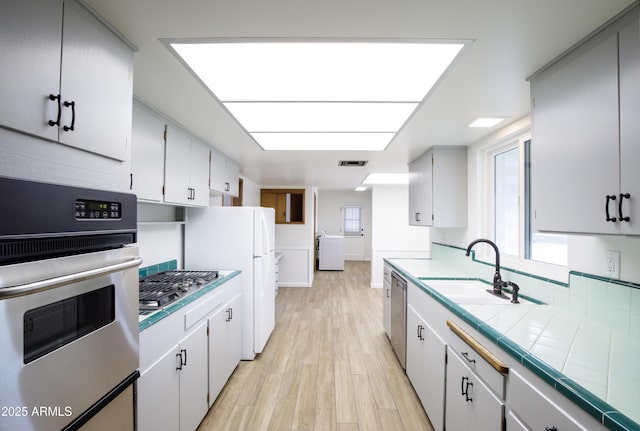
86 0 635 190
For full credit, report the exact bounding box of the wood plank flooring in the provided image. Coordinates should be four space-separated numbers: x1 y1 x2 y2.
197 261 434 431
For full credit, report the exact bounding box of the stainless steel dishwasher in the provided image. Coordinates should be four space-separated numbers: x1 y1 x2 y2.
390 271 407 369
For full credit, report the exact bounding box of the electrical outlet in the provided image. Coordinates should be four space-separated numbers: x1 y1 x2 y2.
606 250 620 279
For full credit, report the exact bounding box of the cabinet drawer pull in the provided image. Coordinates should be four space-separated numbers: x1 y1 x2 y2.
461 351 476 364
48 94 61 127
606 194 617 222
63 100 75 131
415 212 421 222
619 193 631 222
461 376 468 395
386 288 390 298
545 427 558 431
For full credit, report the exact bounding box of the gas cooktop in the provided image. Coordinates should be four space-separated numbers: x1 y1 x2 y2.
138 270 218 314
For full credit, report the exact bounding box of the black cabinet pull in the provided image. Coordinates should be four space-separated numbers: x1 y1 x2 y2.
606 194 617 222
129 173 133 190
182 348 187 366
465 381 473 402
619 193 631 222
545 427 558 431
226 308 232 322
63 100 75 131
48 94 61 127
415 212 421 222
461 351 476 364
176 352 183 370
225 182 230 192
386 288 390 298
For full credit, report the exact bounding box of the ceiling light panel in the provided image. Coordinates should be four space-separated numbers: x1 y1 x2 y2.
170 40 466 151
362 173 409 185
251 132 394 151
171 42 464 102
224 102 418 132
468 117 506 127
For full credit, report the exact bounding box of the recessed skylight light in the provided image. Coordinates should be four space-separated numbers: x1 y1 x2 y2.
468 117 507 128
362 173 409 185
170 40 465 151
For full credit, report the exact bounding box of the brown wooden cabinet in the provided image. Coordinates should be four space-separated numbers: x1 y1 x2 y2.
260 189 305 224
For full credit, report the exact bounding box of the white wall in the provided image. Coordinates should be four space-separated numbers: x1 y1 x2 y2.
317 190 372 261
370 185 430 287
136 203 183 268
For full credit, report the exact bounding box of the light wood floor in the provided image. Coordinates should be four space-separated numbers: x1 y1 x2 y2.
197 261 434 431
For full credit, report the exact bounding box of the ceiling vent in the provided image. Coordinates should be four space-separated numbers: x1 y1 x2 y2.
338 160 368 167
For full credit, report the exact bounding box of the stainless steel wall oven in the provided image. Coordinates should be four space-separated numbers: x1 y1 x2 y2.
0 177 141 431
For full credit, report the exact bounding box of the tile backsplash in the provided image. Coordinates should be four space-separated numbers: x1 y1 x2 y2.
138 259 178 278
432 242 640 337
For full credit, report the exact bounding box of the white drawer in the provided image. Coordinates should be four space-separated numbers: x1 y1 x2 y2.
184 288 225 330
509 369 589 431
446 320 507 399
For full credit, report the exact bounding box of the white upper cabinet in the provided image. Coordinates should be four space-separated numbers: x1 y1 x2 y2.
0 0 63 143
619 17 640 235
210 150 240 197
164 125 210 207
531 11 640 235
131 101 165 202
408 146 467 227
0 0 133 162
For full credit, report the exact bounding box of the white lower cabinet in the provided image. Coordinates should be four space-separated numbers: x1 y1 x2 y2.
508 369 589 431
406 305 446 431
178 322 209 431
138 277 242 431
208 292 242 405
445 346 504 431
138 322 208 431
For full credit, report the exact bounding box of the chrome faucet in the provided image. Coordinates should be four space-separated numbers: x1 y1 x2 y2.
465 238 520 303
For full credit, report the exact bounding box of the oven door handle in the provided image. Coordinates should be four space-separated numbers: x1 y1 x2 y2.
0 256 143 299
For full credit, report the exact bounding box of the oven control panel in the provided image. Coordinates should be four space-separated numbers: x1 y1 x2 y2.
75 199 121 220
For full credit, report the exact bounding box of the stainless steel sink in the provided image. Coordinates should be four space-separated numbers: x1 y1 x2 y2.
421 279 526 304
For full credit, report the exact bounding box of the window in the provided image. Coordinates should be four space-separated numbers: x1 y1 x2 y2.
343 204 363 236
490 138 567 266
494 147 520 256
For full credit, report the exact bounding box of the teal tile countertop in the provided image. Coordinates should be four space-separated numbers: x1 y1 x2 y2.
385 255 640 431
138 270 241 332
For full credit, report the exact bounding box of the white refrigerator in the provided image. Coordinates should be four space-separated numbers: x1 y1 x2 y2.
185 206 276 360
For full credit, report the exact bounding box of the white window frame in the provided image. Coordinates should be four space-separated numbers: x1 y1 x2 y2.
342 203 363 237
479 131 568 281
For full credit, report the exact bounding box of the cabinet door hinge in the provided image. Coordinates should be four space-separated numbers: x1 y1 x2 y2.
207 393 210 404
162 185 165 196
207 326 209 336
163 125 167 142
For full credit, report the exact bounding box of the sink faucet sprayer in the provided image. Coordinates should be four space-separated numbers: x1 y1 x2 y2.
465 239 520 304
